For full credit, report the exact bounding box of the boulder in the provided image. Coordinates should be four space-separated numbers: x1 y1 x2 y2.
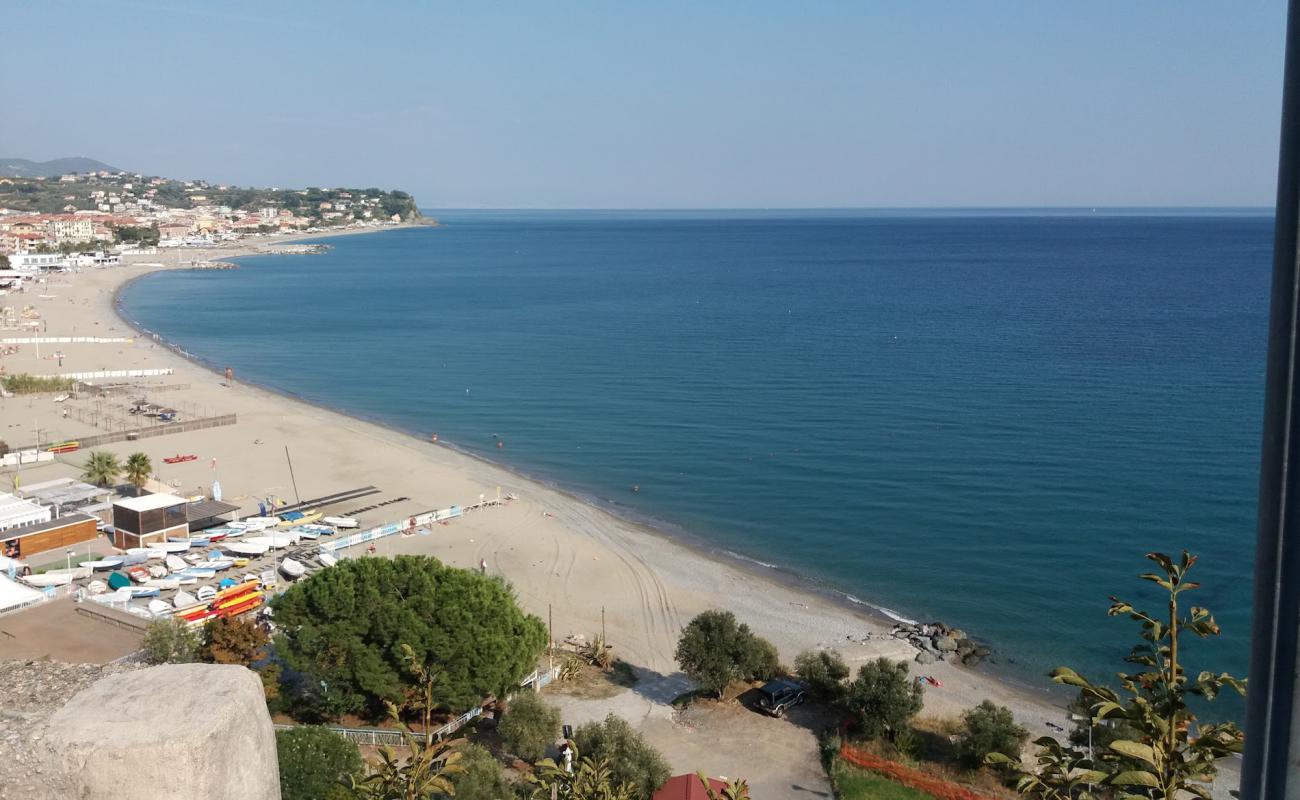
935 635 958 652
962 652 984 667
35 663 280 800
949 629 968 642
915 650 936 665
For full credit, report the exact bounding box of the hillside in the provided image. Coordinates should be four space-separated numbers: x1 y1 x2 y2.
0 157 122 178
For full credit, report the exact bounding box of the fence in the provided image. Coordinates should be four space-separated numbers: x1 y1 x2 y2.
271 666 560 747
838 744 999 800
0 336 134 345
58 368 173 380
318 505 463 553
4 414 238 457
74 602 151 633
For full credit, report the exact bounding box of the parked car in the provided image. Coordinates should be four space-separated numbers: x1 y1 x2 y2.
754 678 805 717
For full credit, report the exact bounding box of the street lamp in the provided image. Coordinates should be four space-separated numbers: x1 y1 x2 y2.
65 549 74 570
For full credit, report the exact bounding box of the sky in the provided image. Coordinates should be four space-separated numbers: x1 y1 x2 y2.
0 1 1289 208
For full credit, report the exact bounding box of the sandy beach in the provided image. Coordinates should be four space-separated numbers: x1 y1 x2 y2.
2 226 1084 793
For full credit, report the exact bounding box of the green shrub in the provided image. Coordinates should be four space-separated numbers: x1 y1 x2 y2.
957 700 1029 767
794 649 850 703
276 726 362 800
141 618 199 665
499 690 561 761
674 610 781 697
573 714 671 799
844 658 923 740
447 743 512 800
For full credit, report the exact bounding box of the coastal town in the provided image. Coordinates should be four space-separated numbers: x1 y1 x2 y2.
0 164 422 284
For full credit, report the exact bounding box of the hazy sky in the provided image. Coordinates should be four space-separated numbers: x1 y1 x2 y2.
1 1 1288 208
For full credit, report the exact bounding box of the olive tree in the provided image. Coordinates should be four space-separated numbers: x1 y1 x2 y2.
843 657 923 740
674 610 780 697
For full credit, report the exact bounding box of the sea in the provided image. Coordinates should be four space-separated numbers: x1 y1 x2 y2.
119 209 1271 709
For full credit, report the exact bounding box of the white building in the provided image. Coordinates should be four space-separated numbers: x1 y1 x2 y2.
9 253 69 273
0 493 52 533
50 218 95 243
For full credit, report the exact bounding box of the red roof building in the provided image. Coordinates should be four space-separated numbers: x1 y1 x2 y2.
652 774 730 800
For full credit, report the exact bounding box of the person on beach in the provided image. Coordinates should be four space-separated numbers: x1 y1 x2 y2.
480 558 488 575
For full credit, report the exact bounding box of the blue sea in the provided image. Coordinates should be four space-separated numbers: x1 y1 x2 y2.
120 210 1270 705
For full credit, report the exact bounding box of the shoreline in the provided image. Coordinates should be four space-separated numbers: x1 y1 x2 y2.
113 230 1067 707
10 224 1081 754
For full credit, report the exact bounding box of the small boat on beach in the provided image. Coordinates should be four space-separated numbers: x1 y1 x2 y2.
126 566 151 583
279 558 307 580
259 570 278 588
21 572 75 588
145 577 180 590
300 523 334 536
318 552 339 568
244 533 299 549
129 586 160 598
147 599 173 617
126 547 166 560
179 567 216 579
84 558 125 571
196 586 217 602
226 542 269 557
152 541 190 554
147 563 168 578
163 454 198 464
120 551 151 566
240 516 280 530
206 559 234 572
173 590 197 608
87 580 107 595
277 510 321 528
322 516 358 529
290 526 320 540
107 572 132 590
165 555 188 572
171 574 198 585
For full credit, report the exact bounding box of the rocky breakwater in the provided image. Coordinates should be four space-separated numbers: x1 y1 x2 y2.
891 622 993 668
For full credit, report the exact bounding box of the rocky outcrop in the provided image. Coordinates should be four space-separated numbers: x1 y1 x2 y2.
1 661 280 800
890 622 993 667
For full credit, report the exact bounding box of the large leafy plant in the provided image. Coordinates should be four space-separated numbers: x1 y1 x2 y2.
990 551 1245 800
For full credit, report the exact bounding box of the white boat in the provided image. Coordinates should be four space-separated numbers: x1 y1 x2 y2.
206 559 234 572
279 558 307 579
290 526 320 540
259 570 279 587
83 558 125 571
300 524 334 536
147 599 173 617
183 552 206 565
180 568 216 579
240 516 280 529
318 552 339 568
241 573 259 584
129 586 160 598
125 547 166 560
244 533 299 549
165 555 188 573
146 577 180 590
172 574 198 585
226 542 270 556
196 586 217 602
21 572 75 587
90 588 133 605
87 580 107 595
151 541 190 553
173 590 197 608
323 516 358 528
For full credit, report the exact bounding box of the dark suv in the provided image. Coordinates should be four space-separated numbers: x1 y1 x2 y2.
755 678 805 717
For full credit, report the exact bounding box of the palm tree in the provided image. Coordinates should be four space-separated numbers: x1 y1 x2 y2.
124 452 152 495
82 450 121 488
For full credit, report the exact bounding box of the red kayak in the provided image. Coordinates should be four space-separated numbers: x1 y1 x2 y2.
164 454 198 464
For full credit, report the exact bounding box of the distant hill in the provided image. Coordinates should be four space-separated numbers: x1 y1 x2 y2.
0 157 123 178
